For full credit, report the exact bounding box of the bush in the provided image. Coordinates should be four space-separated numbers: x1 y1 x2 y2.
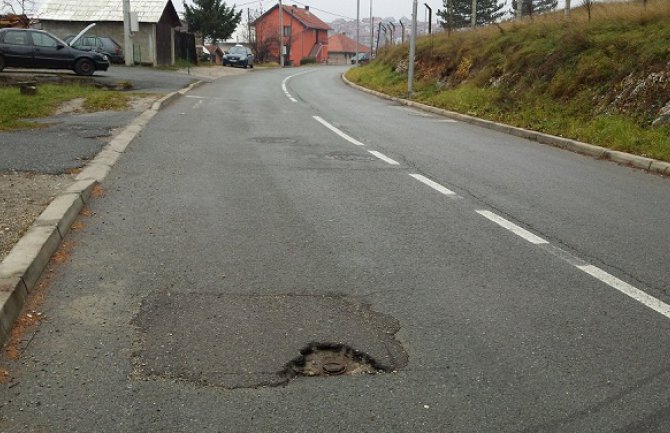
300 57 316 65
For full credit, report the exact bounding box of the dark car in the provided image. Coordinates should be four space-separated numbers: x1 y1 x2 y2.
351 52 371 65
223 45 254 68
0 28 109 76
64 35 124 64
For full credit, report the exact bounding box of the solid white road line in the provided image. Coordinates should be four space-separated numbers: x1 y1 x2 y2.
368 151 400 166
577 265 670 319
313 116 366 146
476 210 549 245
282 70 314 103
409 174 458 197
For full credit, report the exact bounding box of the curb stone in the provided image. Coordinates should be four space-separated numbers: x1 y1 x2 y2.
0 80 205 348
341 73 669 176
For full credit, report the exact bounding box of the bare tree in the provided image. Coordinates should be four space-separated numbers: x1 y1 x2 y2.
581 0 594 21
1 0 35 15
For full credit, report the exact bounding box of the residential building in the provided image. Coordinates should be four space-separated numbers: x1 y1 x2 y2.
252 4 331 66
328 32 370 65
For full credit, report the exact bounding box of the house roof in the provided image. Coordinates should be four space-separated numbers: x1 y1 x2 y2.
252 4 332 31
36 0 178 24
328 33 369 54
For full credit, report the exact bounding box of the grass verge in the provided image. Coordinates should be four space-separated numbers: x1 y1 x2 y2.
0 84 133 130
346 0 670 162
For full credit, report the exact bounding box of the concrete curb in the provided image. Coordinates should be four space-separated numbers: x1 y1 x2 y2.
341 73 670 176
0 80 205 347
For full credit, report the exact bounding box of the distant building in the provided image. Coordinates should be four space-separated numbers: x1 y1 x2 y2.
252 4 331 65
328 32 369 65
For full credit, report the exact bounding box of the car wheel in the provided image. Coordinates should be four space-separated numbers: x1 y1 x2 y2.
74 58 95 76
0 55 5 72
249 63 254 69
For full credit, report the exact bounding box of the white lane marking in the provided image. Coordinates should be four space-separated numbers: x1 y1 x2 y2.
476 210 549 245
409 174 458 197
313 116 365 146
282 70 313 103
577 265 670 319
193 100 204 109
368 150 400 166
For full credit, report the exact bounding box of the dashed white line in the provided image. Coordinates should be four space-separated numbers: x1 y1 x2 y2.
313 116 365 146
476 210 549 245
577 265 670 319
409 174 458 197
368 151 400 165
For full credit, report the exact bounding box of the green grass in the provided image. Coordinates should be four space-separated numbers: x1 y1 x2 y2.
0 84 133 130
347 0 670 161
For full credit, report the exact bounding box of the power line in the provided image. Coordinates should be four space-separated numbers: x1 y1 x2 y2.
289 0 355 20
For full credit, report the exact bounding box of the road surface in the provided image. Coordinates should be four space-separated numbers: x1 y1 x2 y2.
1 66 669 432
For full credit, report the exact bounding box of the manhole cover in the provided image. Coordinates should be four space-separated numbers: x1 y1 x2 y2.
286 343 385 378
325 151 375 162
253 137 298 144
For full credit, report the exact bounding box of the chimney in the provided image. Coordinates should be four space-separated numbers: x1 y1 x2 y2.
305 5 309 11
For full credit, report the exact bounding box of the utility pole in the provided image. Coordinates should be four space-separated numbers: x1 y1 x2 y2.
516 0 523 19
355 0 360 64
369 0 374 59
122 0 133 66
388 22 395 45
408 0 417 97
471 0 476 27
399 20 405 44
565 0 571 17
278 0 284 67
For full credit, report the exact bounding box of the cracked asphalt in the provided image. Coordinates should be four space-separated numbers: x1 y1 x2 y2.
1 66 670 432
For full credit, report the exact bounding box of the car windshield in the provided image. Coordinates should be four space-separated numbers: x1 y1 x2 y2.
229 47 246 54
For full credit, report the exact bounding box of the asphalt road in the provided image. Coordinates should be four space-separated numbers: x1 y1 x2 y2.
1 66 669 432
0 66 202 174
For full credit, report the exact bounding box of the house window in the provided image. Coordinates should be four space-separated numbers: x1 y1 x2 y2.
283 26 291 37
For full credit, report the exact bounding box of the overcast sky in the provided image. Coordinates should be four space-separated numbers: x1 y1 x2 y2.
185 1 449 21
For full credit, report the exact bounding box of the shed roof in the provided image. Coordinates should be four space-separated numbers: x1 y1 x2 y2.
36 0 177 24
328 33 369 54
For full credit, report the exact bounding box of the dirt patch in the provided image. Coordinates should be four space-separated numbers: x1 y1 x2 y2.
0 172 74 261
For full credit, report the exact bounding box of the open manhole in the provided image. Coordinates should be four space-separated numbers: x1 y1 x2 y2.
325 151 375 162
252 136 299 144
285 342 387 378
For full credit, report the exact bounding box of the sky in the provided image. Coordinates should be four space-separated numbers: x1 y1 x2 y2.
190 0 449 22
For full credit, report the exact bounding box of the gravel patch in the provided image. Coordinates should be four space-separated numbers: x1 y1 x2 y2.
0 172 75 261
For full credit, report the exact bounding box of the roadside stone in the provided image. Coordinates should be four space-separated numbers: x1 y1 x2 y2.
652 100 670 127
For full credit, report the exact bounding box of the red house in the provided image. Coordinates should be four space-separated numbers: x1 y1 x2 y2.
252 4 331 66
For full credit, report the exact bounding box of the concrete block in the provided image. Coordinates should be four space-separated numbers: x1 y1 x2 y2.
35 192 84 238
650 160 670 176
607 150 653 170
0 225 60 292
75 162 112 183
0 278 28 347
93 149 122 167
66 179 97 203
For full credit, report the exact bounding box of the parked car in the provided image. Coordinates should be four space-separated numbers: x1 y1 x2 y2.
351 52 370 65
0 28 109 75
64 35 124 64
223 45 254 68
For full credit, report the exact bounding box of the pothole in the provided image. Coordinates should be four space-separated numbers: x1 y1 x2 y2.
286 342 387 378
252 137 299 144
325 151 375 162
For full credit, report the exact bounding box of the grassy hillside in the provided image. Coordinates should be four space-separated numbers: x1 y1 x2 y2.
346 0 670 162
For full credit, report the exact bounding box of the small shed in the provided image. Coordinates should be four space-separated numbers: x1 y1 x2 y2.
35 0 181 66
